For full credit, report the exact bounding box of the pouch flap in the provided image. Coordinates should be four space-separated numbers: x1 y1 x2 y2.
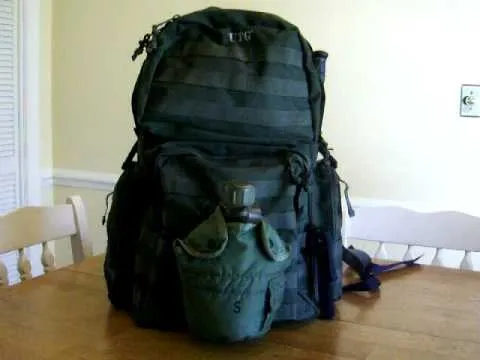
176 206 228 259
260 221 290 262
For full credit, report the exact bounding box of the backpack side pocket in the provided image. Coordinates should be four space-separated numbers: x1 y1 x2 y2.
104 161 151 311
130 205 187 331
314 159 344 302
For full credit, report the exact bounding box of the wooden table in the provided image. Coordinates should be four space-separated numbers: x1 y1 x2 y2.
1 255 479 359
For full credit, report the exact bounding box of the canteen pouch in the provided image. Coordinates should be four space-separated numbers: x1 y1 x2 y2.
173 206 291 343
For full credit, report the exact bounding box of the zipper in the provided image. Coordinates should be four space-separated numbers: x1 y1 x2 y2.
156 142 312 195
155 141 311 219
155 141 309 166
132 14 181 61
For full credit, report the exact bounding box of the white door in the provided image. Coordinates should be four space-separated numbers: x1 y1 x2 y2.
0 0 22 285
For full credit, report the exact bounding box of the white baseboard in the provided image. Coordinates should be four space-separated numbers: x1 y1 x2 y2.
350 197 442 213
51 168 119 192
43 168 478 215
43 168 434 211
41 168 53 187
40 168 479 270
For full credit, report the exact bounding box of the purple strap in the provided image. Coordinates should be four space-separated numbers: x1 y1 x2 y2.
342 274 381 292
342 246 422 292
370 256 423 275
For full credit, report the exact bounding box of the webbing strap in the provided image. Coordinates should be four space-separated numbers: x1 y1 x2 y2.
302 227 334 319
339 178 355 218
121 141 138 170
342 245 422 292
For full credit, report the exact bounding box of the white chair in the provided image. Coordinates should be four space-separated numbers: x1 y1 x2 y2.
343 205 480 270
0 195 92 286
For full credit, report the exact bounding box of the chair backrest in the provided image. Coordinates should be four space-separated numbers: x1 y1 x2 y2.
345 205 480 270
0 195 92 286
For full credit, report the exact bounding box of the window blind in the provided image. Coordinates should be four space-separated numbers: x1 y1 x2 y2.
0 0 21 285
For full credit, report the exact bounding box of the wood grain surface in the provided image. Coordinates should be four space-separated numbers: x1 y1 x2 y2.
1 255 479 359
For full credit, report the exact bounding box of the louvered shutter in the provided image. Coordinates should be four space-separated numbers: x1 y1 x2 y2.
0 0 21 285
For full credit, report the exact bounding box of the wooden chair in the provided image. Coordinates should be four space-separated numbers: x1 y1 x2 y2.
0 195 92 286
344 205 480 270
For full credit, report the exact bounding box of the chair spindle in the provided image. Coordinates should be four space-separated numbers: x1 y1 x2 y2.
374 242 388 260
460 251 474 271
403 244 415 261
41 242 55 273
432 248 445 267
0 259 8 287
17 248 32 282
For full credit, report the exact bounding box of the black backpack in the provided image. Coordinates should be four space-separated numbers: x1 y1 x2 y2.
102 7 419 343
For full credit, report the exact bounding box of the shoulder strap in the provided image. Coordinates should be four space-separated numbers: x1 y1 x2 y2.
342 245 422 292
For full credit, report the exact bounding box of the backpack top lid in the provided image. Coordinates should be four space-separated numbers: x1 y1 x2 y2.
165 7 298 31
131 7 325 146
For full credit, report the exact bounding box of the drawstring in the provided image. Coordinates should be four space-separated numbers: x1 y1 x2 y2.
339 178 355 218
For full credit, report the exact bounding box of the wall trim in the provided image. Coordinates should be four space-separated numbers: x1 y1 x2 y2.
44 168 478 216
349 197 441 212
42 168 53 186
52 168 119 192
45 168 447 212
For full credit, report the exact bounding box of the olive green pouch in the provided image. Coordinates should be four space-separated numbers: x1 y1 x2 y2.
173 206 291 343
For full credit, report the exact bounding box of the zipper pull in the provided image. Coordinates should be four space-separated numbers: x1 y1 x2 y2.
132 33 152 61
101 191 114 226
131 15 180 61
147 25 158 53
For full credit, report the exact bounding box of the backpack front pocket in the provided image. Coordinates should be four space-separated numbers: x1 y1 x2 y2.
152 141 310 340
154 141 309 243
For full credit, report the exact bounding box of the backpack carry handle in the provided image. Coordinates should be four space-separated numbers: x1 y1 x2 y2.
313 50 328 85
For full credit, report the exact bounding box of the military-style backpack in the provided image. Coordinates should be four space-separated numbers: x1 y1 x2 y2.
102 7 419 343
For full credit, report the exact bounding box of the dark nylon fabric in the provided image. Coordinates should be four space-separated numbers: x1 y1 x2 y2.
314 160 344 301
146 98 311 127
130 25 179 129
154 142 303 238
154 68 308 97
135 10 314 144
150 84 311 110
128 140 316 332
166 36 305 68
103 161 151 312
162 57 308 81
131 204 188 331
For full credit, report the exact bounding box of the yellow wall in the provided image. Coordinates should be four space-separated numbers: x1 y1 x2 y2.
51 0 480 261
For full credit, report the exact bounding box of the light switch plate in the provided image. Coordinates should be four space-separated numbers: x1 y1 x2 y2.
460 84 480 117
